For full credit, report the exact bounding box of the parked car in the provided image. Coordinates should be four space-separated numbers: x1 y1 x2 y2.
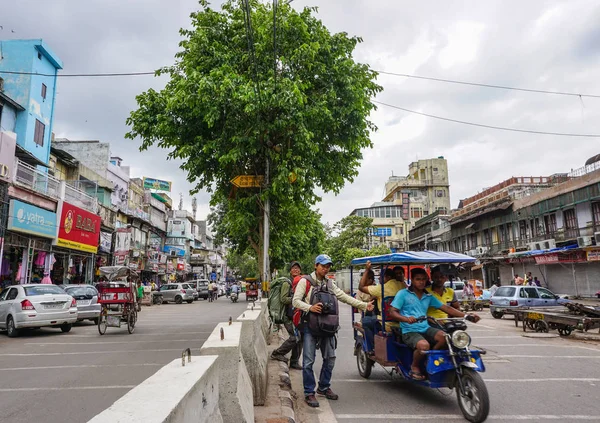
62 285 101 324
0 284 78 337
444 280 465 300
159 283 195 304
188 279 210 300
489 285 569 318
182 283 198 301
217 282 227 297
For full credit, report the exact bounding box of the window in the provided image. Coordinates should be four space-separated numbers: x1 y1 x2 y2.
519 221 527 240
522 287 539 298
537 288 556 299
34 119 45 146
41 83 47 100
593 203 600 229
410 207 422 219
7 288 18 300
433 167 438 171
544 214 557 234
563 209 578 233
483 229 491 246
436 190 445 197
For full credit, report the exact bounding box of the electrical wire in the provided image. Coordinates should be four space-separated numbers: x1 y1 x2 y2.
373 100 600 138
375 70 600 99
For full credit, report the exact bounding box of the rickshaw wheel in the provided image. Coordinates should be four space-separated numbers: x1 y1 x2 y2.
127 308 136 334
98 311 108 335
558 326 573 337
525 319 536 330
534 320 549 333
456 368 490 423
356 346 373 379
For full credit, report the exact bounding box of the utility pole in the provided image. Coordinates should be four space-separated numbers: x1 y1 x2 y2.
263 156 270 290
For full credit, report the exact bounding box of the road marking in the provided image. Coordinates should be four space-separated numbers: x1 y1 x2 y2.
25 339 204 345
316 397 338 423
499 355 600 359
64 331 212 337
0 364 162 371
336 415 600 420
0 349 184 356
0 385 135 392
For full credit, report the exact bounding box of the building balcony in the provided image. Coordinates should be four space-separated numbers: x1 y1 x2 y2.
14 159 97 213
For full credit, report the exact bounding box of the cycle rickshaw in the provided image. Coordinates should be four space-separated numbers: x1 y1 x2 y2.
96 266 138 335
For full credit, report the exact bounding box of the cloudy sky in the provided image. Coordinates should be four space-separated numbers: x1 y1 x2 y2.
3 0 600 225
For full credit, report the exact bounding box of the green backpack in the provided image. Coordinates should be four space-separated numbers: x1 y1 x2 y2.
268 277 291 324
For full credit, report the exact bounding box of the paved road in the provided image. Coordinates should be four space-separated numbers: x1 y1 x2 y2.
0 295 250 423
297 304 600 423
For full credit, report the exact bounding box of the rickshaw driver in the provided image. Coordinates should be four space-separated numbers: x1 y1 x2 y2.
388 268 480 381
426 265 460 319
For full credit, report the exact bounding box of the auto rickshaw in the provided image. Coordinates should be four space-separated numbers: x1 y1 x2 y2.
245 277 259 301
351 251 490 423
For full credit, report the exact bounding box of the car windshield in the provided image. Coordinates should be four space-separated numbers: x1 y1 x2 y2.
65 287 95 296
494 287 516 297
24 285 65 296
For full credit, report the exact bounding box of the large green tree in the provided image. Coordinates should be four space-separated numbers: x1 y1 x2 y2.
126 0 382 278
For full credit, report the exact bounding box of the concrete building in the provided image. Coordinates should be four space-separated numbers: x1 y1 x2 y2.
408 211 451 251
0 39 63 165
350 202 405 250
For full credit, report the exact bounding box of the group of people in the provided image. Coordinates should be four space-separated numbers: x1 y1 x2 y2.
268 254 480 408
207 281 219 302
513 271 541 286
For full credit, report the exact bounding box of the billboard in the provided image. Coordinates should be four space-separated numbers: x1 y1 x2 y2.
143 177 172 192
7 200 57 239
55 202 101 253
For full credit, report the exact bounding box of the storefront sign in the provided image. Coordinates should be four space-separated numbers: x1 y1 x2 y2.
534 254 559 265
587 250 600 262
99 232 112 254
535 250 587 265
7 200 57 239
55 202 101 253
143 177 172 192
164 245 186 257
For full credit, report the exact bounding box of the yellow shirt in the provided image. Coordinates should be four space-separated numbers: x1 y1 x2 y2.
367 279 406 330
426 286 456 318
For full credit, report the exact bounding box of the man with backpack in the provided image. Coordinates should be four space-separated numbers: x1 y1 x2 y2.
293 254 374 408
269 261 303 369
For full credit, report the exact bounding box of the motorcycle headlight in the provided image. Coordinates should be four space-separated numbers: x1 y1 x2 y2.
451 330 471 349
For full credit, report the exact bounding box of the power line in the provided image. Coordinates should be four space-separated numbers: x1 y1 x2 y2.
372 100 600 138
375 70 600 99
0 70 156 77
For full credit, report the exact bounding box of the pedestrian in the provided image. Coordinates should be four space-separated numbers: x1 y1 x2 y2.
212 281 219 301
208 281 214 302
463 280 475 301
533 276 541 287
136 280 144 312
270 261 303 370
514 274 524 285
292 254 374 408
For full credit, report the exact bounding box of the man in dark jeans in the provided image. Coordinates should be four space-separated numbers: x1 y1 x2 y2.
270 261 303 369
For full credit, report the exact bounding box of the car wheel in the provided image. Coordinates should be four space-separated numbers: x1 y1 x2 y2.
186 299 193 304
92 318 99 325
491 311 504 319
175 296 183 304
6 316 19 338
61 323 72 333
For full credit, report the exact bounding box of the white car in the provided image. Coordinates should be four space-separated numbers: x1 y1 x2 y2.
0 284 78 337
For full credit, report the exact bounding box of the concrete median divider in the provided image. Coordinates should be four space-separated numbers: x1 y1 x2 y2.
237 309 268 406
200 322 254 423
246 300 270 341
88 355 222 423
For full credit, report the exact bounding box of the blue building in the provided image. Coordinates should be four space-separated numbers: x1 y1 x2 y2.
0 39 63 166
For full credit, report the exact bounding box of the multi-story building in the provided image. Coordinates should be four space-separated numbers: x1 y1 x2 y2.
408 211 451 251
350 202 405 250
0 39 63 166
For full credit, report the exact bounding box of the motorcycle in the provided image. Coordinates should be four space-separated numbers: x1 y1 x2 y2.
230 292 238 303
152 291 163 305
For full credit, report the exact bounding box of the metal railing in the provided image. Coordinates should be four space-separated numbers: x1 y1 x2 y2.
14 160 61 200
568 161 600 178
64 181 98 213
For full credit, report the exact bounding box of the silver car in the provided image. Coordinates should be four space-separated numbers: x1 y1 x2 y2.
63 285 101 324
0 284 78 337
182 283 199 300
159 283 195 304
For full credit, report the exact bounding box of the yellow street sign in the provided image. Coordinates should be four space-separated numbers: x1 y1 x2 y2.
231 175 264 188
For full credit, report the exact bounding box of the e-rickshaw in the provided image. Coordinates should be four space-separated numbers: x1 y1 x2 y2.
245 277 259 301
96 266 139 335
351 251 490 423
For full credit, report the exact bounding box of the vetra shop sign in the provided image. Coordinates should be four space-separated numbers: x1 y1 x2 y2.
55 201 101 253
7 200 57 238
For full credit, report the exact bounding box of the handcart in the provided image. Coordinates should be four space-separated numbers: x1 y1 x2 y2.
511 306 600 336
461 298 489 312
96 266 139 335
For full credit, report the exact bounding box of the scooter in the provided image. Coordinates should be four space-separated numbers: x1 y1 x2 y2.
230 292 238 303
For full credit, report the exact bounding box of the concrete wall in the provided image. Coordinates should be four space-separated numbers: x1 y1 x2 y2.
0 39 62 164
200 322 254 423
88 356 222 423
237 310 268 405
0 103 17 132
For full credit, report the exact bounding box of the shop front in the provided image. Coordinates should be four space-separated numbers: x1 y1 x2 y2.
52 201 101 284
1 199 57 289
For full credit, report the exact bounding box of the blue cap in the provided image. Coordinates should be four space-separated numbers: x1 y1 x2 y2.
315 254 333 265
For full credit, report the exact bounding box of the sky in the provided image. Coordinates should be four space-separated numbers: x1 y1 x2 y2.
2 0 600 226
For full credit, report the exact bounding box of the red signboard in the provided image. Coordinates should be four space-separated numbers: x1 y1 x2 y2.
55 202 101 253
534 254 559 265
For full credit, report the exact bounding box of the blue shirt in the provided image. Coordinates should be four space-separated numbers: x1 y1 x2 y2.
391 288 444 333
231 285 240 293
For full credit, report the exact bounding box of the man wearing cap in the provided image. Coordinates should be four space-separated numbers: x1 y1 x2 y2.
270 261 303 369
293 254 374 408
426 265 460 319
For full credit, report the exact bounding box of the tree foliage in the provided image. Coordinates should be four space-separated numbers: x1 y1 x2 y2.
126 0 381 275
226 250 259 279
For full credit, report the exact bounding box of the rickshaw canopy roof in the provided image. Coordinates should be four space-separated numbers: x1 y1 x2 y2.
99 266 139 280
350 251 476 266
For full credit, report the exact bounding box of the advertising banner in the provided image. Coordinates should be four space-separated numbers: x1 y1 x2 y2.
99 231 112 254
55 202 101 253
114 228 131 265
7 200 57 239
587 250 600 262
143 177 172 192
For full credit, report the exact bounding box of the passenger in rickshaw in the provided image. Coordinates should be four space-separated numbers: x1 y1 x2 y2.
393 266 408 289
358 262 405 355
426 265 460 319
388 268 480 381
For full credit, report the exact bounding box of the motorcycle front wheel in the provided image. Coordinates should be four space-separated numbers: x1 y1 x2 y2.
455 368 490 423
